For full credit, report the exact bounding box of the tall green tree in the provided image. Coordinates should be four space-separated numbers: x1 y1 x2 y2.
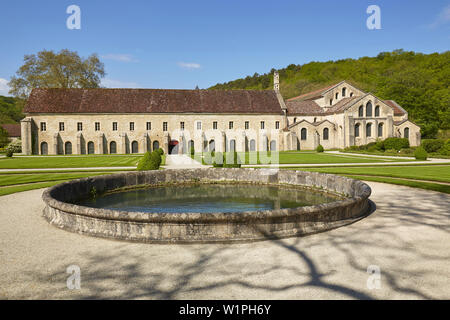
9 49 106 99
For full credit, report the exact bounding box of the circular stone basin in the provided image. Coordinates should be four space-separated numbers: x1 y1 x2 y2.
42 168 372 243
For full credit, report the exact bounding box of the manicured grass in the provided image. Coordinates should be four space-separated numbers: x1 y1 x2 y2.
0 155 143 169
194 151 414 165
344 175 450 194
0 180 71 197
0 172 115 187
292 165 450 183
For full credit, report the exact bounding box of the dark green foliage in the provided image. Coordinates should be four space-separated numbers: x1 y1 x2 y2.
137 151 161 171
414 146 428 160
5 148 13 157
0 126 9 148
316 144 324 152
0 96 24 124
156 148 164 156
383 138 410 151
210 50 450 138
440 139 450 156
421 139 445 153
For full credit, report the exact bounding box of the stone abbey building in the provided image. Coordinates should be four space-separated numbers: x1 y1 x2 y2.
21 73 420 155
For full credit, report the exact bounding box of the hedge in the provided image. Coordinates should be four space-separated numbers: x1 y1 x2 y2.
414 146 428 160
383 137 409 151
421 139 445 153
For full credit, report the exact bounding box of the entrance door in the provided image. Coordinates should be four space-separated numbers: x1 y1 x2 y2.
169 140 179 154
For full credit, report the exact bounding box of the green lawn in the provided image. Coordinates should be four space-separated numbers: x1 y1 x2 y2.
195 151 415 165
0 172 115 187
292 165 450 183
0 155 143 169
283 165 450 194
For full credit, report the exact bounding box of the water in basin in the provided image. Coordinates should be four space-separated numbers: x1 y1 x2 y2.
76 183 339 213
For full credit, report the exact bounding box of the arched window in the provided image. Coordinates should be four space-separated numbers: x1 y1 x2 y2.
342 87 346 97
250 139 256 151
87 141 95 154
323 128 329 140
229 139 236 151
270 140 276 151
378 123 383 137
131 141 138 153
153 140 159 151
366 123 372 137
293 117 297 123
366 102 373 117
301 128 307 140
350 92 354 97
358 106 363 117
40 142 48 155
330 99 333 106
65 142 72 155
404 127 409 139
375 105 380 117
110 141 117 154
208 140 215 152
355 123 360 137
335 92 338 99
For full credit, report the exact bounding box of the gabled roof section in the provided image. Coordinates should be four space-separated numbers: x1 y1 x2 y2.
384 100 407 116
288 118 336 130
24 88 284 114
286 83 341 102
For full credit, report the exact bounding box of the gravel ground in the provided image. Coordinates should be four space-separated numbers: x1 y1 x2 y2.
0 181 449 300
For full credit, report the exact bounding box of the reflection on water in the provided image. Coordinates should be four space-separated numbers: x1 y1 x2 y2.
76 183 339 214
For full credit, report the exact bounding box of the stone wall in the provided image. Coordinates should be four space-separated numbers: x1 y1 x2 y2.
42 168 372 243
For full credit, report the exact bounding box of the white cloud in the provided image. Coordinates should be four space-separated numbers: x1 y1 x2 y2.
101 54 139 63
177 62 201 70
429 4 450 28
0 78 11 96
101 78 140 88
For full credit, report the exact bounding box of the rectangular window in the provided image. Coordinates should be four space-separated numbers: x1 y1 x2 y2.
40 122 46 131
130 122 134 131
213 121 218 130
163 122 168 131
180 122 185 131
146 122 151 130
229 121 233 130
275 121 280 129
260 121 265 130
59 122 64 131
77 122 83 131
95 122 100 131
245 121 249 130
112 122 118 131
197 121 202 130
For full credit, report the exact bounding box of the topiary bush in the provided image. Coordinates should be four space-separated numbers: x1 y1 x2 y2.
414 146 428 160
156 148 164 156
137 151 161 170
421 139 444 153
5 148 13 157
383 137 409 151
316 144 324 152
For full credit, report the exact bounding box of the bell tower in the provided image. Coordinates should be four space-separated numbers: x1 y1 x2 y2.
274 71 280 91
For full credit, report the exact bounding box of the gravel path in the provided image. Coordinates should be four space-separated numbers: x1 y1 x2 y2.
0 182 449 299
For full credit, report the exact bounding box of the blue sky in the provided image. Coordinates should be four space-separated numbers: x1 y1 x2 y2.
0 0 449 95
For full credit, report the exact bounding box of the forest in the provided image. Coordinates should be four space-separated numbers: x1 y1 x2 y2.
210 50 450 138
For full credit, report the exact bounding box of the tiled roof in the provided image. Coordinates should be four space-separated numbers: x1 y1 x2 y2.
285 100 323 115
286 84 337 101
0 124 21 137
24 88 283 114
384 100 407 116
286 96 357 116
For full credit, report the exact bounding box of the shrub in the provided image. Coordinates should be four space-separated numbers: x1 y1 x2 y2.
414 146 428 160
375 139 385 151
385 149 398 154
5 148 13 157
399 148 415 155
316 144 324 152
440 139 450 156
383 137 409 151
190 146 195 156
6 139 22 154
421 139 444 153
367 146 378 152
137 151 161 170
156 148 164 156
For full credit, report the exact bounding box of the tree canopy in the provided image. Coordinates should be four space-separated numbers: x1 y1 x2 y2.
210 50 450 138
9 49 105 99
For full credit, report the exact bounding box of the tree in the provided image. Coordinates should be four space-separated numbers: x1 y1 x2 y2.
0 126 9 148
9 49 105 98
